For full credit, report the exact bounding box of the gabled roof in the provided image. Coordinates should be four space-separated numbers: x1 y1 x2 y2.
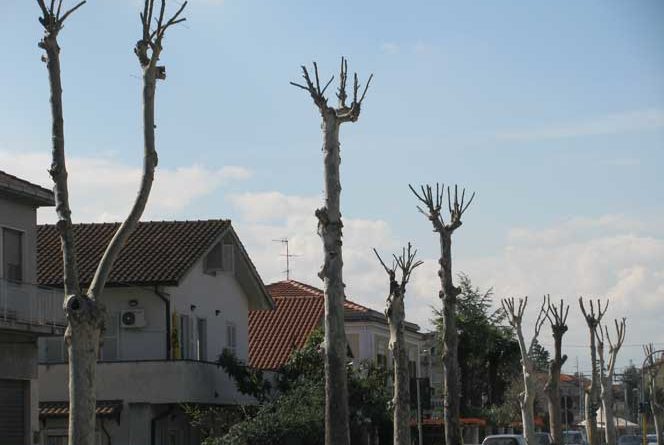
38 220 230 287
248 279 420 370
0 170 54 207
38 219 273 309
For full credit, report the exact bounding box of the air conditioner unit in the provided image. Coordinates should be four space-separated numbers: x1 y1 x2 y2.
120 309 146 328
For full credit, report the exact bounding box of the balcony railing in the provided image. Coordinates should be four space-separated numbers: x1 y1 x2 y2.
0 277 66 329
39 359 256 406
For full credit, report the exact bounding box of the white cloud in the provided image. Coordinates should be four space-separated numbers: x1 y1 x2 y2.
497 109 664 141
460 217 664 373
229 191 664 374
0 149 250 223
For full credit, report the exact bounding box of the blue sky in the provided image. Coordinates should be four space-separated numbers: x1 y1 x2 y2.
2 0 663 373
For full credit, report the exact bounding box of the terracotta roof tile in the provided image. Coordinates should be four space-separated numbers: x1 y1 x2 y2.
248 280 382 370
37 220 230 287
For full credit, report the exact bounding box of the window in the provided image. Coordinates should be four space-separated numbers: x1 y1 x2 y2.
179 314 192 359
226 322 237 356
375 336 388 369
2 228 23 282
196 318 207 361
204 242 234 274
409 360 417 378
101 313 119 361
43 336 67 363
346 333 360 359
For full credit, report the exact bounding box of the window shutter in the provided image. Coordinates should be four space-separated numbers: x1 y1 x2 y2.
2 228 23 282
102 313 119 361
222 244 234 272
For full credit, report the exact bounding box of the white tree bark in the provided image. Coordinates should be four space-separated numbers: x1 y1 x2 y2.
644 345 663 445
410 184 474 445
36 2 186 443
374 244 422 445
292 59 372 445
544 298 569 445
502 297 546 445
579 298 609 445
596 319 626 445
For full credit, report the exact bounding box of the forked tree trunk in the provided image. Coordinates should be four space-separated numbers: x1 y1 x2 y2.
579 298 608 445
36 2 186 443
597 320 625 445
374 243 422 445
502 297 546 445
516 324 537 445
544 299 569 445
292 59 372 445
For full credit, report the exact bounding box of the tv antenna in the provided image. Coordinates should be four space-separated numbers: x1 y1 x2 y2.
272 238 299 280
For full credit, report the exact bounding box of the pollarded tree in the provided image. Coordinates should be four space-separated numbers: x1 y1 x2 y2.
579 298 609 445
596 318 626 445
410 183 474 445
501 297 547 445
543 296 570 445
36 1 186 444
373 243 423 445
643 344 663 445
291 58 373 445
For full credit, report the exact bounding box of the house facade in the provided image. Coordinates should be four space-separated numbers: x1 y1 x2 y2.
37 220 273 445
249 279 425 377
0 170 64 445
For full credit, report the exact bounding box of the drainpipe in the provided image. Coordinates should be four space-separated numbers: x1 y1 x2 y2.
153 286 171 360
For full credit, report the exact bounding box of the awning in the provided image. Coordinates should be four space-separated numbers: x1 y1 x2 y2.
40 400 123 421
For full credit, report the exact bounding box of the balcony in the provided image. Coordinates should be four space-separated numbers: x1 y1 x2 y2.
39 359 255 406
0 277 66 334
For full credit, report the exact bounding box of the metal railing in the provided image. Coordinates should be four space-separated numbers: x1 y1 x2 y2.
0 277 66 328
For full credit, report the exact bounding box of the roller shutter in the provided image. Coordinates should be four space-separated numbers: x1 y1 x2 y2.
0 379 27 445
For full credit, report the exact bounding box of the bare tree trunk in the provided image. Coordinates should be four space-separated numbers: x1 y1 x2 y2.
374 244 422 445
502 297 546 445
390 297 410 444
410 184 475 445
597 319 626 445
644 345 663 445
579 299 608 445
292 59 372 445
319 112 351 445
36 2 187 444
440 231 463 445
545 298 569 445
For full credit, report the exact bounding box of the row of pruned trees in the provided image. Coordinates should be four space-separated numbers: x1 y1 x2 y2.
501 296 628 445
33 2 643 443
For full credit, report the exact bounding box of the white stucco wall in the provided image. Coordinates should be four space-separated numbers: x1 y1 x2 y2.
345 320 424 375
166 240 251 363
